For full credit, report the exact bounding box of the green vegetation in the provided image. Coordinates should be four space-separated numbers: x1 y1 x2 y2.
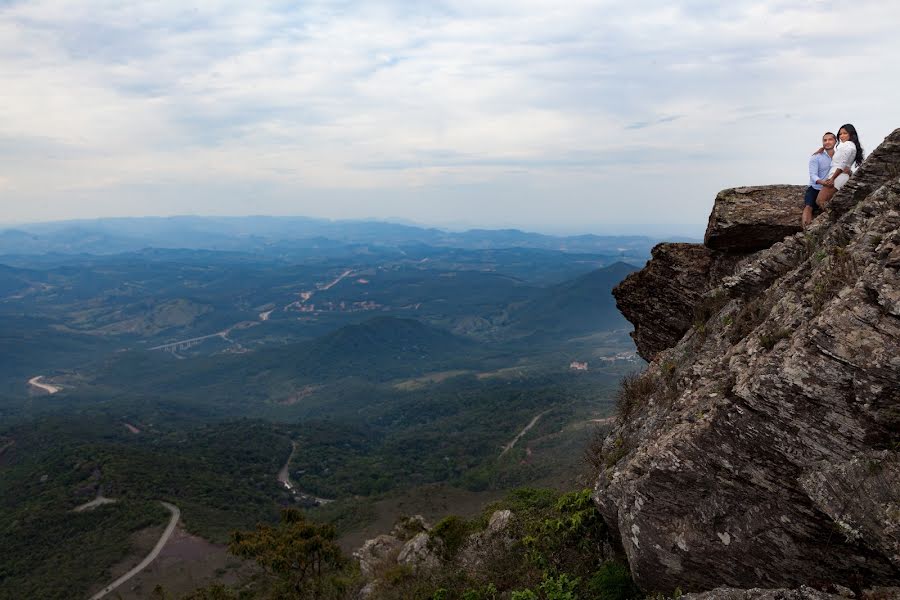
0 417 289 599
229 508 349 599
0 242 641 598
179 487 640 600
0 499 168 600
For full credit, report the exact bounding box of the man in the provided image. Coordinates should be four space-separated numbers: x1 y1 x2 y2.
801 132 836 227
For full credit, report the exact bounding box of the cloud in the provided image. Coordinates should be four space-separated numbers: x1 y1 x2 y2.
1 0 898 231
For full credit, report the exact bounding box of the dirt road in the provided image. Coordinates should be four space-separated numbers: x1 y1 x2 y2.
28 376 61 394
89 501 180 600
500 411 550 456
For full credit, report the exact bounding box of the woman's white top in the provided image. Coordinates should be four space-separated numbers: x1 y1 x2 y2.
828 142 857 177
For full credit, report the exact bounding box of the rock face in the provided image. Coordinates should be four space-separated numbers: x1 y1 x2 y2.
613 244 744 360
704 185 806 253
681 586 870 600
596 128 900 593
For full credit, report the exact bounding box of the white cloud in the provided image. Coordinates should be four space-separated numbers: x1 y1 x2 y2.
1 0 898 231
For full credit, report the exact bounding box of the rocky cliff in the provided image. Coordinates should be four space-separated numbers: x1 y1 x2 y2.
597 129 900 594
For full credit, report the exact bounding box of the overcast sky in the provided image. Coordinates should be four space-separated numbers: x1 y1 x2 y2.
1 1 898 235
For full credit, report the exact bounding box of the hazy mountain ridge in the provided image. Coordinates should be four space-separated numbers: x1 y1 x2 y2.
0 215 679 258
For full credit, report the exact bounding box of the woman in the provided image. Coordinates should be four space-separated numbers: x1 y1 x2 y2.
815 123 864 210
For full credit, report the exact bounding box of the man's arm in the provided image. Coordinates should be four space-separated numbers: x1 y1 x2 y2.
809 155 821 186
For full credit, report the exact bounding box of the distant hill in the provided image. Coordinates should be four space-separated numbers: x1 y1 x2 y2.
503 262 639 338
293 316 476 381
0 215 671 258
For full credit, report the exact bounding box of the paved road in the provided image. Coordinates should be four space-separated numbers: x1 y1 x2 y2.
88 501 180 600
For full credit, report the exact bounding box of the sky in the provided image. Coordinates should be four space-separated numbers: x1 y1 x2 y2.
1 1 898 236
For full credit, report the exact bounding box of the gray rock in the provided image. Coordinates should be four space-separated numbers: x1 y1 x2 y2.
357 582 377 600
682 586 849 600
391 514 430 541
486 509 513 534
458 509 517 573
704 185 806 253
353 534 402 578
397 532 442 572
596 128 900 592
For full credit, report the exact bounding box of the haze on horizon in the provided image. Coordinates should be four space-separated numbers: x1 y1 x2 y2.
2 1 898 235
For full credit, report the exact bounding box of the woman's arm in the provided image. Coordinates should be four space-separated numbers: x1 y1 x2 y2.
823 145 855 185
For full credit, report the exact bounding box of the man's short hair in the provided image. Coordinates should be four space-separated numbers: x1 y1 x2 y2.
823 131 836 139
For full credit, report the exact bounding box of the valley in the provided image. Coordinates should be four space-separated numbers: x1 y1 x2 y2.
0 219 650 599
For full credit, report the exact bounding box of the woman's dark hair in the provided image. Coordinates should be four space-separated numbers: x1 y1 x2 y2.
838 123 864 167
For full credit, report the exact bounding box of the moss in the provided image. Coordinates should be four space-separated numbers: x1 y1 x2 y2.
603 437 629 468
759 328 791 351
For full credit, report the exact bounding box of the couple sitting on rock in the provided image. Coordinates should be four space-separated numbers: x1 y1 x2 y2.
801 124 865 228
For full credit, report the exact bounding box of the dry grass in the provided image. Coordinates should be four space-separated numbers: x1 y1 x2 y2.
615 371 659 420
727 297 772 343
811 246 860 312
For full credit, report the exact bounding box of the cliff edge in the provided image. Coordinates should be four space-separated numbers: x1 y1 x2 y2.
597 129 900 593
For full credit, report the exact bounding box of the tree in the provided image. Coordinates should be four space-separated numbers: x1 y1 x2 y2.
229 508 346 599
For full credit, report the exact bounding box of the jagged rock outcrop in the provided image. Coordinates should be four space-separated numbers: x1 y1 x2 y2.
704 185 806 253
596 129 900 593
613 244 745 360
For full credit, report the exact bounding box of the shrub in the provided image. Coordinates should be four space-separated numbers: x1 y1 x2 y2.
430 515 475 559
727 297 771 343
538 573 580 600
811 246 859 312
693 290 729 331
585 561 641 600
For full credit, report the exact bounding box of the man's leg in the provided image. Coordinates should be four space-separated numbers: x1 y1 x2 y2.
802 186 818 227
802 206 814 227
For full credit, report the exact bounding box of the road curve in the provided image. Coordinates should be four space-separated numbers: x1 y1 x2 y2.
88 501 180 600
28 376 61 394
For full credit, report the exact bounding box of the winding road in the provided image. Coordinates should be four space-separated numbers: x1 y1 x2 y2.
278 442 333 506
88 501 180 600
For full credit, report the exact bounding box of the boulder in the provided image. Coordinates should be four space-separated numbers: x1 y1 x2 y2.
704 185 805 253
595 129 900 592
353 534 402 578
486 509 513 534
397 532 442 572
390 514 430 541
459 510 516 572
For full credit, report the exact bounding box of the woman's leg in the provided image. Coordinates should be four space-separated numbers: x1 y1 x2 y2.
816 186 837 210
